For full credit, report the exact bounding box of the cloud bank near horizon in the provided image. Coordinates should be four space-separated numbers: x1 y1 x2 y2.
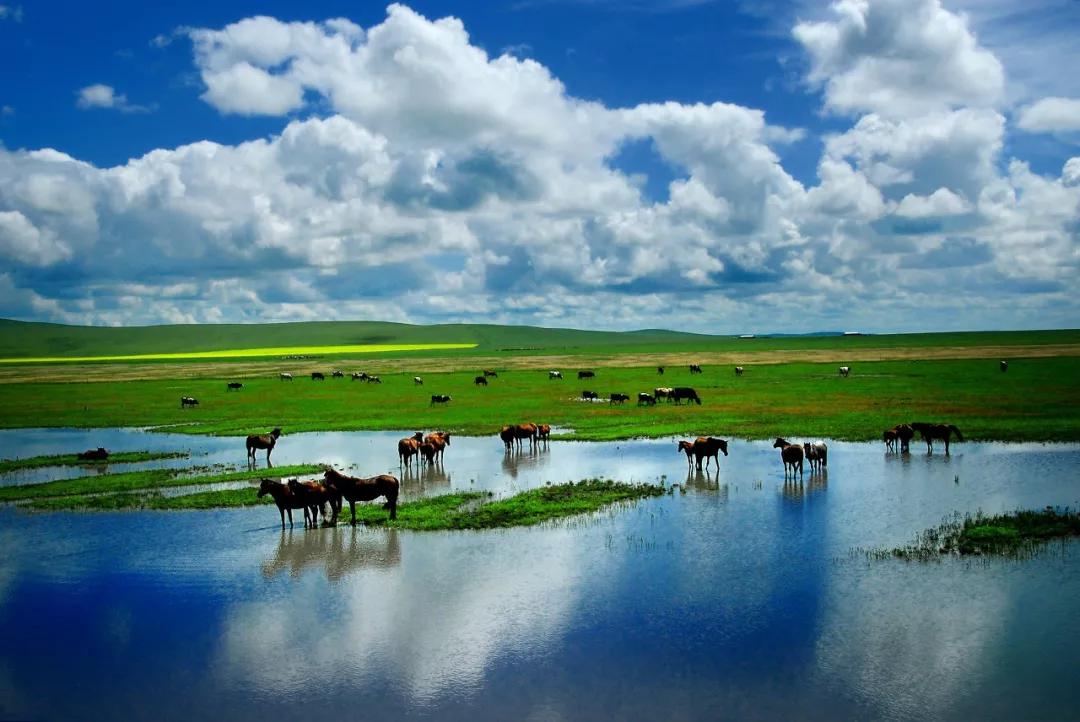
0 1 1077 333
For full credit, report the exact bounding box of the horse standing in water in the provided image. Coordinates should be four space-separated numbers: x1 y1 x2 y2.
247 427 282 468
773 438 804 477
322 467 399 523
287 478 337 528
803 442 828 471
910 422 963 455
257 478 308 530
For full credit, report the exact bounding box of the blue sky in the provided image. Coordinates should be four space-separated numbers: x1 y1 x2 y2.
0 0 1078 333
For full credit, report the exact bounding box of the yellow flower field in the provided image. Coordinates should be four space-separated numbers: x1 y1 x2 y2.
0 343 478 363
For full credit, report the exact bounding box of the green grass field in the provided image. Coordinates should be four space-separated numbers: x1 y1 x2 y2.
0 321 1078 442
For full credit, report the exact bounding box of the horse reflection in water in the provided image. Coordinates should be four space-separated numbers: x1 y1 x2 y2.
261 527 401 581
683 467 729 501
501 442 550 479
781 467 828 502
399 461 451 495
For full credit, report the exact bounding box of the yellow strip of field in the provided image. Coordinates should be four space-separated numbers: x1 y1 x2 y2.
0 343 478 363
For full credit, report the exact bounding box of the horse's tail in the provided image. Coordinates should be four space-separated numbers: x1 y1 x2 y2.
949 425 963 441
821 445 828 467
381 479 399 520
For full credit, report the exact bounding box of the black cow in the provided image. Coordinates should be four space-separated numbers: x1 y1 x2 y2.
610 393 630 404
77 447 109 461
483 370 498 377
689 364 703 374
430 394 452 405
332 370 344 378
181 396 199 408
1000 360 1008 373
474 376 488 386
637 392 656 406
311 372 325 381
671 387 701 405
581 390 598 400
578 370 595 379
227 382 243 391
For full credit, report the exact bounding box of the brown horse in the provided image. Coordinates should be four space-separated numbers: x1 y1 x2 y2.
247 427 282 467
286 478 337 528
257 478 308 530
424 432 451 461
883 428 899 452
398 432 423 467
512 422 538 450
910 422 963 454
77 447 109 461
888 423 915 453
536 424 551 442
693 436 729 471
499 425 516 451
677 440 695 469
803 442 828 471
322 467 399 523
773 438 804 477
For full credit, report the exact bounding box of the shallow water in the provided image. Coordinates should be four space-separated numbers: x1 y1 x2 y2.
1 429 1080 720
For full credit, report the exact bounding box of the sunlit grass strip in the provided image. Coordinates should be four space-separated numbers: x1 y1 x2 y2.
0 464 322 501
872 507 1080 560
0 451 188 473
0 343 478 364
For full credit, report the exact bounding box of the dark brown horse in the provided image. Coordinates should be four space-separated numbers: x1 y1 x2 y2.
247 427 282 467
911 422 963 454
398 432 423 467
257 478 308 530
677 440 696 469
887 423 915 453
500 425 516 451
693 436 728 471
322 467 399 523
773 438 804 477
424 432 450 461
77 447 109 461
286 478 337 528
803 442 828 471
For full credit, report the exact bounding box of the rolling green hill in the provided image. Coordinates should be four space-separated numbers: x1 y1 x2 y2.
0 318 1077 361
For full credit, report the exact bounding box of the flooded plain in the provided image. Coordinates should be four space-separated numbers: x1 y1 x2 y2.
1 428 1080 720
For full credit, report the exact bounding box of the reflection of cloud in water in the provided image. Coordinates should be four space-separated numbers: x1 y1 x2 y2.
814 564 1006 719
220 528 583 704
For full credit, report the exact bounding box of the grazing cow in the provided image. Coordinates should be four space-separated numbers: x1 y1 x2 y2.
657 366 665 375
499 425 516 451
398 432 423 467
227 382 243 391
581 390 599 400
610 393 630 404
180 396 199 408
671 387 702 405
773 438 804 477
366 375 381 384
332 371 344 378
690 364 703 374
911 422 963 455
257 478 308 530
578 370 595 379
638 392 656 406
1000 360 1008 373
549 371 563 380
279 373 293 381
351 372 367 381
537 424 551 441
424 432 451 461
322 467 399 523
430 394 451 405
803 442 828 471
311 372 325 381
247 427 282 467
483 370 498 378
654 387 674 402
839 366 851 377
474 376 488 386
77 447 109 461
414 376 424 385
734 366 744 376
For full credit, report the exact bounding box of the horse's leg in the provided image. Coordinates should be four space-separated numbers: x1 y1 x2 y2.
944 436 950 455
266 448 273 468
279 506 285 530
286 507 293 529
350 500 357 525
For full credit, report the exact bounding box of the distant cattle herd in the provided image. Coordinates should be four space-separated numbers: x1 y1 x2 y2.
159 359 993 528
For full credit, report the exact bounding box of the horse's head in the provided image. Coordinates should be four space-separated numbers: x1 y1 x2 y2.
716 438 729 456
773 438 789 449
270 427 282 438
256 478 277 497
677 440 692 453
412 431 423 441
442 433 451 445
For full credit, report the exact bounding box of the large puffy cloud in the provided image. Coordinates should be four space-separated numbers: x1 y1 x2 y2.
0 2 1077 332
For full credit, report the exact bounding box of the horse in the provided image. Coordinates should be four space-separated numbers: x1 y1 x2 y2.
257 478 309 530
581 390 598 401
689 364 703 374
671 387 701 405
226 382 243 391
474 376 488 386
77 447 109 461
311 372 325 381
286 478 336 528
839 366 850 377
610 393 630 404
734 366 744 376
677 440 696 469
910 422 963 455
180 396 199 408
414 376 423 385
483 370 498 378
398 432 423 467
549 371 562 380
773 438 804 477
279 373 293 381
247 427 282 467
803 442 828 471
692 436 729 471
577 370 595 379
419 442 438 465
322 467 399 523
512 423 538 450
1000 360 1008 373
638 392 656 406
657 366 665 375
424 432 450 461
883 428 899 452
500 425 516 451
536 424 551 442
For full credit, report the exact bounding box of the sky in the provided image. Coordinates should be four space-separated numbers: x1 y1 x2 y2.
0 0 1078 334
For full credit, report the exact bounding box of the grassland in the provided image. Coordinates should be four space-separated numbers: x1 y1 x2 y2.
0 343 477 364
0 321 1077 441
0 450 187 473
25 479 668 530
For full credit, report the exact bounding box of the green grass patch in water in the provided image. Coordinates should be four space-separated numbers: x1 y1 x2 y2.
875 507 1080 560
0 450 188 473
